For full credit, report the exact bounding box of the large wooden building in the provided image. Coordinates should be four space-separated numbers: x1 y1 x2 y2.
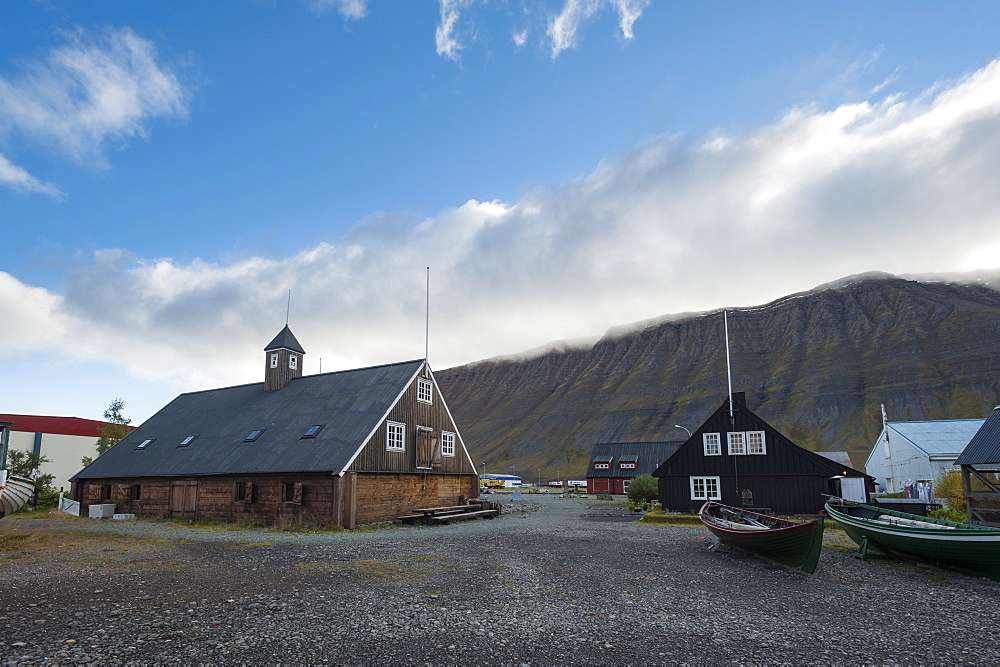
652 393 872 515
70 326 479 528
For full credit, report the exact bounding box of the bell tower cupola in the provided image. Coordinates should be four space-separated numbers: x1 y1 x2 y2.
264 325 305 391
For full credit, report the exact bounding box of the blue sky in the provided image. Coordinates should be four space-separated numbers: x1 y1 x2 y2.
3 0 1000 424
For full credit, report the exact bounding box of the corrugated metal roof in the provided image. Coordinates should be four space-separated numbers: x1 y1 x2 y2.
816 451 854 469
72 359 423 480
888 419 987 455
586 442 683 478
955 407 1000 466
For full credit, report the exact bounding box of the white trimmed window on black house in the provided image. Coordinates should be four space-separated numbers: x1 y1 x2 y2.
703 433 721 456
417 378 433 404
690 476 721 500
441 431 456 457
728 431 766 455
387 421 405 451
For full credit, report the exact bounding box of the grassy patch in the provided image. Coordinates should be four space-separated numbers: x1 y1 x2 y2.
639 512 702 526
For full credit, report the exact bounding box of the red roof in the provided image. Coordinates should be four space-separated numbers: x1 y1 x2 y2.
0 414 134 438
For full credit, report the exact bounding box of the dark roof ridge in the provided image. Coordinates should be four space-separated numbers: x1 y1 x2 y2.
174 358 428 398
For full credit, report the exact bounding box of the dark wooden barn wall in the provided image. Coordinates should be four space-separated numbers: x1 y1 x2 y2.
76 470 479 528
353 472 478 525
658 474 837 515
350 372 475 475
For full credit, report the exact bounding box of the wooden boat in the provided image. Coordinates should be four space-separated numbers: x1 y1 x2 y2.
699 501 825 574
824 497 1000 580
0 473 35 518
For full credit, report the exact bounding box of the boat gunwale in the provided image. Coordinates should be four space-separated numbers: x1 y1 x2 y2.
824 498 1000 536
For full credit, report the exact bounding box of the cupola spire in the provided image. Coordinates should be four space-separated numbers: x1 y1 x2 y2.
264 325 305 391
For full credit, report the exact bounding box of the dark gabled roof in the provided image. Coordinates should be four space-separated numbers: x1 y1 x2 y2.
652 395 872 479
71 359 424 480
586 442 683 478
955 406 1000 466
264 325 305 354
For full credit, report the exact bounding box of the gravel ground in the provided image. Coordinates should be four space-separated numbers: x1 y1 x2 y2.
2 495 1000 665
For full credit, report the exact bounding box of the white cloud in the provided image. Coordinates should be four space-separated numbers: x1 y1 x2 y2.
548 0 649 58
436 0 474 61
306 0 368 19
0 26 188 182
0 152 65 199
8 58 1000 399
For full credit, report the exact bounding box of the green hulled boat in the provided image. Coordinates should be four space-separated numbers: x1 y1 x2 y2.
824 497 1000 580
699 501 825 574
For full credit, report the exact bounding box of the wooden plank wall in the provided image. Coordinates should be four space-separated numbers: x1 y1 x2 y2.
76 471 478 527
350 371 476 475
353 472 479 525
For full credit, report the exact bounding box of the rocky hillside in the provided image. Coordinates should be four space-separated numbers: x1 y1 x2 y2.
437 273 1000 480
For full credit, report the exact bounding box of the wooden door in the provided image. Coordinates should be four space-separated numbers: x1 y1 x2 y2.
170 481 198 517
416 429 438 469
840 476 867 503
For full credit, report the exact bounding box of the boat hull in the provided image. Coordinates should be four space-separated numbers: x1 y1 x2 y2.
699 501 825 574
824 498 1000 581
0 475 36 518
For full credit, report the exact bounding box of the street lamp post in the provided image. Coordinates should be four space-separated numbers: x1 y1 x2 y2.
674 424 692 437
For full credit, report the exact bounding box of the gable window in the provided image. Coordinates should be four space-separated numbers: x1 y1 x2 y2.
302 424 324 439
282 482 303 505
703 433 721 456
289 354 298 370
417 378 433 404
179 435 198 447
244 429 265 442
690 476 721 500
270 353 278 368
135 438 154 450
727 432 746 455
386 421 405 451
441 431 456 457
594 462 610 470
620 462 636 469
130 484 142 501
746 431 766 455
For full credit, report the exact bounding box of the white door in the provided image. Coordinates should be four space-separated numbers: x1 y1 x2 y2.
840 477 866 503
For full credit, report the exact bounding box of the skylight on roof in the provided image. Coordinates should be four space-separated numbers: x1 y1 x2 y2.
302 424 324 439
135 439 154 450
244 429 264 442
179 434 198 447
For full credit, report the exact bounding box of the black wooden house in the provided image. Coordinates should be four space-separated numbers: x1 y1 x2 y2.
652 392 872 515
954 404 1000 526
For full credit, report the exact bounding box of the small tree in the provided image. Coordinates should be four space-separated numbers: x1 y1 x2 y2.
935 469 965 513
627 474 659 505
82 397 131 466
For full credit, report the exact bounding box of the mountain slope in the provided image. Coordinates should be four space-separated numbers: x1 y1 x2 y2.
436 273 1000 480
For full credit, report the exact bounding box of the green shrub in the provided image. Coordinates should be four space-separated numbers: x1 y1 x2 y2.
626 474 658 504
929 507 968 523
934 469 965 513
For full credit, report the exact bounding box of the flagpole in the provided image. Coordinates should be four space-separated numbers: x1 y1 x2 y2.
725 310 733 419
425 267 430 361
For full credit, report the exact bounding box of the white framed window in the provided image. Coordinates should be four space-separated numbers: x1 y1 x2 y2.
690 476 721 500
441 431 456 457
386 421 405 451
727 432 746 455
703 432 721 456
417 378 433 404
620 462 636 469
623 479 631 494
746 431 766 455
594 462 610 470
270 353 278 368
289 354 298 370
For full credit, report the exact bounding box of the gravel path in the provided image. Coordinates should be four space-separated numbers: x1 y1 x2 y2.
2 495 999 665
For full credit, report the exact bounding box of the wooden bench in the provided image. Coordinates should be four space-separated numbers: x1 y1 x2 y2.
427 509 499 525
396 513 428 525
